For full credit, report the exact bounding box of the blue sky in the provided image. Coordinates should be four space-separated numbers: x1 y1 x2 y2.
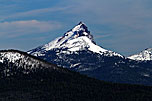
0 0 152 56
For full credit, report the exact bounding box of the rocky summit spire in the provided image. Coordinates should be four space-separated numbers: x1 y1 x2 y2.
63 22 95 44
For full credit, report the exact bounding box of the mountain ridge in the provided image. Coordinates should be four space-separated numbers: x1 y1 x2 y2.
0 49 69 78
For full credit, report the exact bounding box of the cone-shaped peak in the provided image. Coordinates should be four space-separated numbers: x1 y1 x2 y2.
28 22 124 59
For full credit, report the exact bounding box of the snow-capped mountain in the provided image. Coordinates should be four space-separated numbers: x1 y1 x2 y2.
128 48 152 61
28 22 123 58
28 22 124 71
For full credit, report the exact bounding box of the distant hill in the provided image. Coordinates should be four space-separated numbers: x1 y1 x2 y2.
128 48 152 61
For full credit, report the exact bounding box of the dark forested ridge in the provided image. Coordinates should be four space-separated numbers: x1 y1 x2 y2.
0 50 152 101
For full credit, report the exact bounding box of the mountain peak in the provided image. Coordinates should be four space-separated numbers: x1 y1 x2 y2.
62 22 94 43
128 48 152 61
78 21 84 25
77 21 88 29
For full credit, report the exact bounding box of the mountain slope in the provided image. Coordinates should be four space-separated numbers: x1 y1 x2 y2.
1 50 152 100
128 48 152 61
